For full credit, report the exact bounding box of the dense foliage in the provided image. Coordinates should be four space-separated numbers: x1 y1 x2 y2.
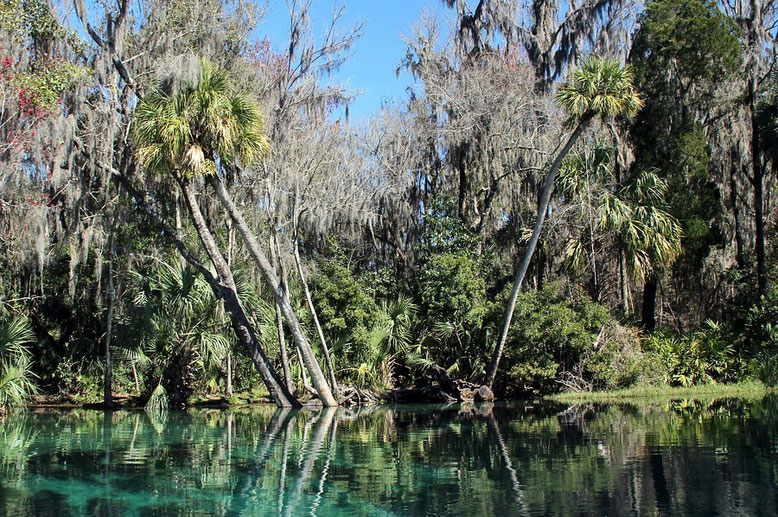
0 0 776 408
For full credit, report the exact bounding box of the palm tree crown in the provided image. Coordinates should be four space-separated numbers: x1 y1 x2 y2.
134 58 269 177
556 57 643 120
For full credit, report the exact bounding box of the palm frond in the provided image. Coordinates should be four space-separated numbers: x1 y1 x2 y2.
134 57 269 178
556 57 643 120
145 383 168 414
0 318 35 358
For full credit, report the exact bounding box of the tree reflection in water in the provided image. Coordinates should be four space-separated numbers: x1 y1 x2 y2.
0 396 777 515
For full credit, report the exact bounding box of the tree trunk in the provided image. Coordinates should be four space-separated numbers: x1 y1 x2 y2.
275 302 294 393
206 174 337 406
179 177 299 408
269 230 295 394
641 273 658 332
226 352 233 398
487 118 590 387
729 150 746 270
751 90 768 294
103 230 116 409
131 362 140 394
293 237 339 397
225 223 234 398
620 250 631 314
296 347 316 396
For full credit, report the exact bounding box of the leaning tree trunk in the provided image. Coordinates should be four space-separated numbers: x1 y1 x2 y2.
293 236 339 397
274 302 294 393
206 174 337 407
269 230 295 394
487 117 591 388
179 177 300 408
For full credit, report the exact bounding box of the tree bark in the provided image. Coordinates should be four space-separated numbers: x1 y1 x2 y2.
751 87 768 294
293 236 339 397
487 118 590 387
641 273 658 332
275 302 294 393
620 250 631 314
179 176 299 407
269 230 295 394
103 230 116 409
729 150 746 270
206 174 337 406
225 223 234 398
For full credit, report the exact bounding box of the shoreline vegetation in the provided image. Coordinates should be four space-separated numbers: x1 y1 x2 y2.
20 381 776 411
548 381 775 403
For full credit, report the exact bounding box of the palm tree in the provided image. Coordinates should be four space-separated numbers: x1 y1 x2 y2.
487 57 643 388
122 260 233 407
133 58 299 407
610 169 683 331
134 58 337 406
364 296 417 389
558 147 683 323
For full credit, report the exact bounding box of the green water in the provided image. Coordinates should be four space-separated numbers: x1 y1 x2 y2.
1 398 777 516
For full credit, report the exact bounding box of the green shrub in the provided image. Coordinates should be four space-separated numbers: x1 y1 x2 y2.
585 324 650 390
642 321 743 387
413 251 493 378
311 258 378 370
745 286 778 386
496 283 612 396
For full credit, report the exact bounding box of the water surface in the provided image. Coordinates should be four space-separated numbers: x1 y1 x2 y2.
1 397 777 515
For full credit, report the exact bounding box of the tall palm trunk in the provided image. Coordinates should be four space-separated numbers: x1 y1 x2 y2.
206 174 337 407
179 176 300 408
487 118 590 387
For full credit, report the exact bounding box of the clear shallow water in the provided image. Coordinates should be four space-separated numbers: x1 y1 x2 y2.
1 398 777 516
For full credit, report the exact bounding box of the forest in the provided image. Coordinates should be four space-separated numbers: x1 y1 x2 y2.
0 0 776 411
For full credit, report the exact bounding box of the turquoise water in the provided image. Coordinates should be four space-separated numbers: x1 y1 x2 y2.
1 398 777 515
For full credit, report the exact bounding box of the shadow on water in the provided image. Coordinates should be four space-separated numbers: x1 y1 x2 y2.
1 395 778 515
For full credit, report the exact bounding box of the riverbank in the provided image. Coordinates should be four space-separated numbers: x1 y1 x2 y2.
21 381 776 411
547 381 775 403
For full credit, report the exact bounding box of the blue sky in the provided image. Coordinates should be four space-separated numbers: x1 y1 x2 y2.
257 1 443 120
